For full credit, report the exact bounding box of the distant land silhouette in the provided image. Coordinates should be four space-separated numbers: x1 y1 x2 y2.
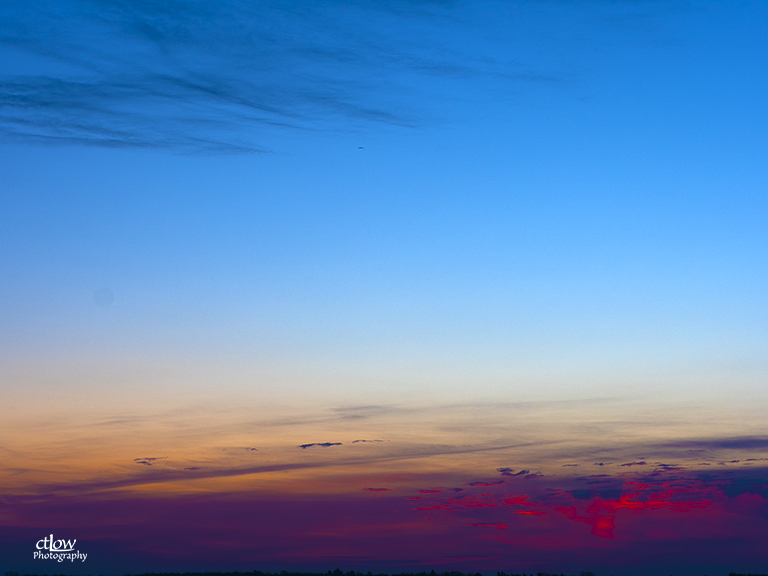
5 571 767 576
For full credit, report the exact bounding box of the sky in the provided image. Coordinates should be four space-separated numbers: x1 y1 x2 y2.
1 1 767 574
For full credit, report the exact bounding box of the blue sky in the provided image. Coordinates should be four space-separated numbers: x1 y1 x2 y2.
3 1 767 408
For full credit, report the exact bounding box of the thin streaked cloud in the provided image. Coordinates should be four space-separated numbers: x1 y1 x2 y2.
0 0 560 152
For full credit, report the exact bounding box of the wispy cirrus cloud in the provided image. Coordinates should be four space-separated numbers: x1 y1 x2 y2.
0 0 558 152
659 436 768 451
15 439 551 496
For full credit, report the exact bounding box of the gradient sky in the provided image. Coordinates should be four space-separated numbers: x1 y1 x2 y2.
1 1 767 575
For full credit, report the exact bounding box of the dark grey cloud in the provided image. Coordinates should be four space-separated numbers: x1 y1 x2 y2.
0 0 556 152
133 456 165 466
497 468 542 479
298 442 342 449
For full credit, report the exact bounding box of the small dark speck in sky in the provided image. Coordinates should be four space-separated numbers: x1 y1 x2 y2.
93 287 114 307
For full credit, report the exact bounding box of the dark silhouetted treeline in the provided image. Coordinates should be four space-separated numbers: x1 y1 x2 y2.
5 571 586 576
7 571 765 576
5 571 589 576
